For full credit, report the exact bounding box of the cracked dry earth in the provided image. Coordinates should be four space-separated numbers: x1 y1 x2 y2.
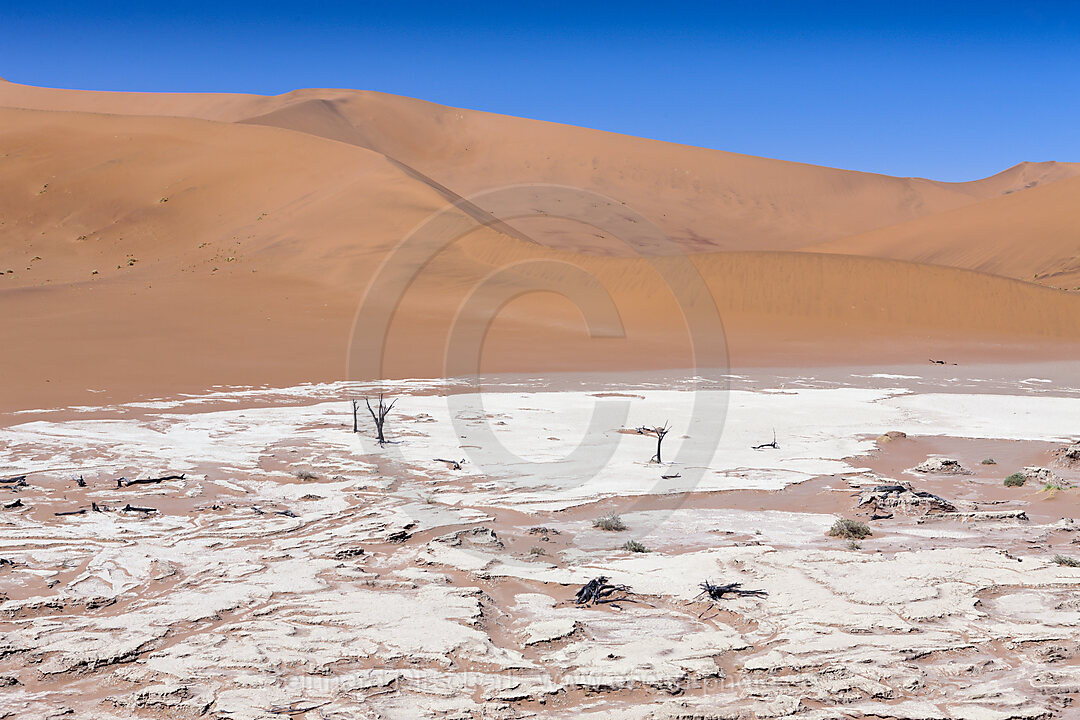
1 378 1080 719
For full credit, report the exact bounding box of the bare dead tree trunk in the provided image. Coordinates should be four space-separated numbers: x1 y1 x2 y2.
351 399 360 433
651 424 670 463
365 394 398 445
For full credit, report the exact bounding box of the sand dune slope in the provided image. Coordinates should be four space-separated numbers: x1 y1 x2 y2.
4 78 1078 255
806 175 1080 289
2 102 1080 411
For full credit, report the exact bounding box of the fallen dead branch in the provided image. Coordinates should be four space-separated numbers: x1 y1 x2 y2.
0 475 27 486
117 474 185 488
267 700 332 716
3 498 24 510
695 580 768 601
121 504 157 514
751 429 779 450
574 576 633 606
434 458 464 470
55 508 87 516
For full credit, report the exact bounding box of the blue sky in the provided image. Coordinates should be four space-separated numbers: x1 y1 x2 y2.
3 2 1078 181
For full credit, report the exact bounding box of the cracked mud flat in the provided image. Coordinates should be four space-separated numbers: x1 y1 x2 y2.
2 372 1080 719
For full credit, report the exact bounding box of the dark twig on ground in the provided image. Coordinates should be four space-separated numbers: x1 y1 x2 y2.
0 475 27 486
267 700 332 716
695 580 768 601
434 458 464 470
574 576 633 606
694 580 768 620
752 429 779 450
118 474 185 488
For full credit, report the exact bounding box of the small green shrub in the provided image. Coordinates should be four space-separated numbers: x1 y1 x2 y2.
528 545 546 557
828 518 872 540
622 539 650 553
593 512 627 532
1004 473 1026 487
846 539 862 550
1053 554 1080 568
981 458 997 465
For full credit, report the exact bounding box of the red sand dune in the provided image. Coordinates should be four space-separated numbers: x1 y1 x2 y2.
2 78 1079 412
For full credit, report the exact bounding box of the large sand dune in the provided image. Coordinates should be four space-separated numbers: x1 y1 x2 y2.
2 79 1079 411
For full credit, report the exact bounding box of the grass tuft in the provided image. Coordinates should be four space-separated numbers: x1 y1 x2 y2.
1053 554 1080 568
622 539 650 553
827 517 872 540
593 512 627 532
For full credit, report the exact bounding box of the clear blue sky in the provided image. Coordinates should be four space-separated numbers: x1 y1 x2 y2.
3 2 1078 181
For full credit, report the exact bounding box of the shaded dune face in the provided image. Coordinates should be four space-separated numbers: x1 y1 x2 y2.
1 79 1079 411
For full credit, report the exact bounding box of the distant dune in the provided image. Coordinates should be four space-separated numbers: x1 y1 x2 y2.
806 173 1080 290
2 78 1079 411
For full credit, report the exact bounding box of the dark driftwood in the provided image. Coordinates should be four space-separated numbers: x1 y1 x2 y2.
121 504 157 513
0 475 27 485
434 458 464 470
269 700 331 715
55 508 87 516
696 580 768 601
120 474 185 488
3 498 24 510
574 576 633 606
386 529 411 543
75 476 87 487
752 429 779 450
661 473 682 480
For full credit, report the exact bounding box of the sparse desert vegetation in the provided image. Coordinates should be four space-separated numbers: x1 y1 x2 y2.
828 517 872 540
593 512 627 531
1004 473 1026 487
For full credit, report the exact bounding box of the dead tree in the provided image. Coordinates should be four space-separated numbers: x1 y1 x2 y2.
365 394 398 445
351 399 360 433
651 424 670 463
